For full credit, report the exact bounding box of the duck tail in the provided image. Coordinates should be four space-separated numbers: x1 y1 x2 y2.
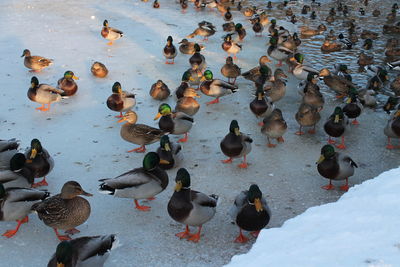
98 182 115 195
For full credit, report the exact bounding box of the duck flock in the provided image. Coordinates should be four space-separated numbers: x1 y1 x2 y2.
1 0 400 266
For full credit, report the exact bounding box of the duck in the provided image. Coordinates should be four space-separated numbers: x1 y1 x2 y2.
154 103 194 143
175 87 200 116
57 71 79 96
243 6 255 17
101 20 123 45
290 54 319 80
319 68 357 98
383 24 400 34
220 120 252 168
295 103 321 135
300 26 323 37
99 152 168 211
222 22 235 32
383 97 399 114
230 184 270 243
150 80 170 101
224 7 232 21
333 64 352 81
163 36 177 64
391 75 400 96
321 40 342 53
199 70 238 105
326 30 336 41
361 30 378 40
261 109 287 147
268 19 277 34
32 181 92 241
250 87 275 126
384 107 400 149
301 77 324 110
106 82 136 118
153 0 160 8
317 144 357 191
386 38 399 49
221 56 241 84
91 61 108 78
189 44 207 72
234 23 247 42
0 139 19 171
178 39 205 55
187 21 216 41
24 139 54 188
167 168 217 243
298 73 320 96
180 0 188 12
324 107 349 149
264 68 287 102
357 52 374 67
0 153 34 188
267 36 293 67
372 9 381 17
175 71 191 99
251 17 263 37
343 89 363 125
386 47 400 57
27 76 63 112
222 34 242 59
326 15 335 23
156 135 182 170
358 89 377 108
0 183 49 238
241 56 272 82
21 49 53 72
118 111 165 153
47 235 118 267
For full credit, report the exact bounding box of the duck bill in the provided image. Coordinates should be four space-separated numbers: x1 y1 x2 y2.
117 117 126 123
254 198 263 212
72 75 79 80
395 110 400 117
316 155 325 164
30 148 37 159
175 181 182 192
234 128 240 136
334 114 340 123
346 97 352 104
154 113 162 120
57 263 65 267
159 159 171 165
81 190 93 197
164 143 171 151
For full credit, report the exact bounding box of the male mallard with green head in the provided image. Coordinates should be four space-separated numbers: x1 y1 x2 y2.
106 82 136 118
290 53 319 80
99 152 168 211
241 56 272 82
118 111 165 153
250 86 275 126
267 36 293 67
101 20 123 45
199 70 239 105
156 135 182 170
32 181 92 241
25 139 54 188
57 71 79 96
28 76 63 112
324 107 349 149
163 36 177 64
167 168 218 243
317 144 357 191
0 153 34 188
234 23 246 42
220 120 252 168
21 49 53 72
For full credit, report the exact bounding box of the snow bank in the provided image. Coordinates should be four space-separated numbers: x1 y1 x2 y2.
225 167 400 267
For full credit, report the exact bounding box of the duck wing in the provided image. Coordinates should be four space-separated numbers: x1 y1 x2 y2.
229 190 247 220
0 139 19 152
5 187 49 203
191 190 218 207
342 156 358 168
173 112 194 123
99 168 155 192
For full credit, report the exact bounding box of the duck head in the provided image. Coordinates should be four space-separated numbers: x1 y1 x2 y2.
112 82 122 94
317 144 335 163
55 241 73 267
118 111 138 124
174 168 191 192
154 103 172 120
60 181 92 199
229 120 241 136
248 184 264 212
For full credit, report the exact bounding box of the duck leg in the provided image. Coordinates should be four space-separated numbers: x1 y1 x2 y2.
321 180 335 190
258 121 264 126
2 217 28 238
176 225 191 239
308 125 316 134
335 136 346 149
221 157 233 164
237 155 248 168
115 112 123 118
351 119 359 125
107 41 113 46
234 228 249 243
32 177 48 188
41 104 50 111
54 228 71 241
386 137 395 149
187 226 202 242
134 199 151 211
267 137 276 147
206 97 220 105
340 178 349 192
178 133 189 143
35 104 45 111
277 136 285 143
295 126 304 135
127 145 146 153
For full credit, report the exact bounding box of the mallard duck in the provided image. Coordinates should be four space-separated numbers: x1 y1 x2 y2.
101 20 123 45
241 56 271 82
317 144 357 191
230 184 270 243
21 49 53 72
386 47 400 57
251 17 263 37
261 109 287 147
222 34 242 59
324 107 349 149
366 73 388 92
189 44 207 72
153 0 160 8
321 40 342 52
24 139 54 188
178 39 205 55
310 11 317 19
47 235 118 267
295 103 321 135
358 52 374 67
359 89 377 108
150 80 170 101
156 135 182 170
175 87 200 116
319 68 357 98
298 73 320 96
57 71 79 96
343 89 363 125
164 36 177 64
361 30 378 40
383 24 400 34
300 26 323 37
28 76 63 112
118 111 165 153
333 64 352 81
220 120 252 168
222 22 235 32
391 75 400 96
224 7 232 21
186 67 204 87
386 38 399 49
187 21 216 41
268 19 277 34
0 153 34 188
221 56 241 84
32 181 92 241
91 61 108 78
0 184 49 238
180 0 188 12
199 70 238 105
290 54 319 80
0 139 19 170
302 80 324 110
384 97 399 114
267 1 273 8
167 168 217 243
154 103 194 143
326 30 336 41
175 71 191 99
234 23 246 42
384 107 400 149
250 87 275 126
372 9 381 17
264 68 287 102
243 6 255 17
106 82 136 118
99 152 168 211
326 15 335 23
267 36 293 67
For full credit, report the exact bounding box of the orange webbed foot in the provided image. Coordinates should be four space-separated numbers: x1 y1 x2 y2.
277 136 284 143
237 162 248 169
187 233 201 243
178 134 188 143
134 200 151 211
234 233 249 243
351 119 359 125
147 197 156 201
339 185 349 192
267 143 277 148
175 226 191 239
321 184 335 190
221 158 233 164
258 121 264 126
295 131 305 135
328 139 336 144
57 234 72 241
335 144 346 149
2 229 19 238
127 146 146 153
32 178 48 188
386 144 395 149
206 98 220 105
308 129 316 134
